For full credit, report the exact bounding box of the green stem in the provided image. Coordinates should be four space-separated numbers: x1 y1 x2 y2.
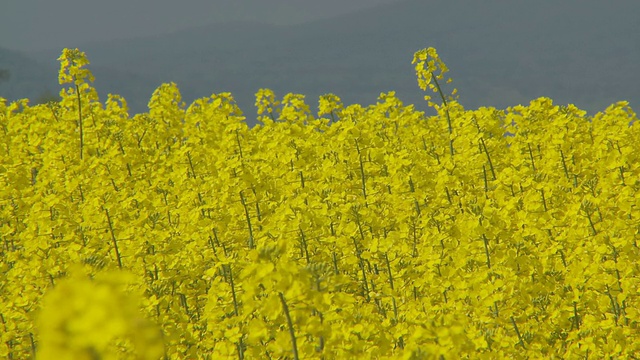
352 236 370 301
239 191 255 248
104 207 123 269
235 129 244 159
483 165 489 194
558 249 567 268
605 284 620 324
586 210 597 236
385 252 399 320
482 234 491 269
480 137 496 180
572 301 580 330
227 264 244 359
559 148 570 180
510 316 526 349
430 73 454 157
528 143 536 172
279 292 300 360
540 189 548 212
75 82 84 160
355 140 367 199
299 226 310 265
187 151 197 179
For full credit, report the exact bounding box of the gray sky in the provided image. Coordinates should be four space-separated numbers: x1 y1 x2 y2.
1 0 399 52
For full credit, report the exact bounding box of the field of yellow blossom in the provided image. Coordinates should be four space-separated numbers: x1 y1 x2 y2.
1 47 639 359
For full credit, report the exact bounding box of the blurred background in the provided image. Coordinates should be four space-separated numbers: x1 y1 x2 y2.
1 0 638 126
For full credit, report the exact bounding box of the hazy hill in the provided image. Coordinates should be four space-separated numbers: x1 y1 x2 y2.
6 0 640 124
1 0 402 51
0 48 59 104
0 46 165 112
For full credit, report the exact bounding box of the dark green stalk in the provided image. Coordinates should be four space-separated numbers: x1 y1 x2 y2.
187 151 197 179
279 292 300 360
572 302 581 330
483 165 489 194
239 191 255 248
104 208 123 269
352 236 370 301
75 82 84 160
430 73 454 157
482 234 491 269
480 137 496 180
299 226 310 265
235 129 243 159
384 252 395 291
355 140 367 199
528 143 536 172
227 264 244 359
559 148 570 180
510 316 526 349
586 210 597 236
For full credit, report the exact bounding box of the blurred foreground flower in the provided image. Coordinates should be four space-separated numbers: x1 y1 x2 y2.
35 267 164 360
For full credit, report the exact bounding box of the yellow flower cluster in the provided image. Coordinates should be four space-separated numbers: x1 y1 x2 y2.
0 47 638 359
36 266 164 359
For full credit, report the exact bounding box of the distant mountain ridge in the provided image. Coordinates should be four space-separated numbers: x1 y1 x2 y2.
0 46 162 112
2 0 638 124
0 0 402 51
0 47 57 104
